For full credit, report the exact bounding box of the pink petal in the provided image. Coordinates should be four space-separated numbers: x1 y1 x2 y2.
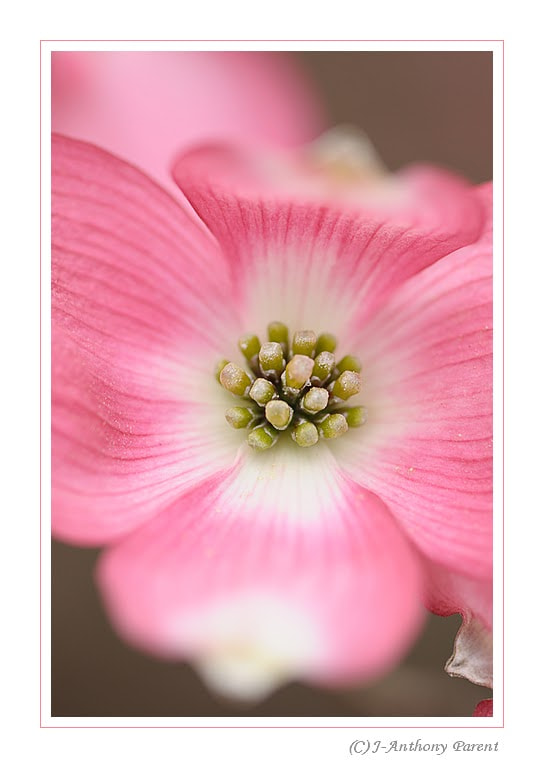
97 445 424 696
424 558 492 630
52 135 242 544
173 141 485 238
172 147 485 336
333 184 493 580
473 698 493 717
52 52 324 197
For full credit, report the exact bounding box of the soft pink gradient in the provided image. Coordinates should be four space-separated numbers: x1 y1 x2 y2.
52 134 492 696
51 52 324 197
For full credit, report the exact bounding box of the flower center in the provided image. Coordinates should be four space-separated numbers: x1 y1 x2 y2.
216 322 366 451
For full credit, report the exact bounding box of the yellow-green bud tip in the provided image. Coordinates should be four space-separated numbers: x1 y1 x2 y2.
238 333 261 360
259 341 285 373
292 329 317 357
285 354 314 389
312 351 335 382
267 321 289 346
247 425 278 451
219 362 252 396
265 400 293 430
331 370 361 400
315 332 337 355
301 387 329 414
337 354 362 374
225 407 255 429
291 421 319 447
249 378 276 406
319 413 349 439
214 359 229 382
344 405 367 428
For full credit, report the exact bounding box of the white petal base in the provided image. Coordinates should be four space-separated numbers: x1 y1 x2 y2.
182 593 321 701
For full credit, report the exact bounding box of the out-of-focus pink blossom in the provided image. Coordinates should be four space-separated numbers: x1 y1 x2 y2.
52 132 492 699
52 51 324 197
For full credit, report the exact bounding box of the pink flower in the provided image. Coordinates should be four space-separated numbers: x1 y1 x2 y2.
52 132 492 700
51 51 324 198
172 131 495 692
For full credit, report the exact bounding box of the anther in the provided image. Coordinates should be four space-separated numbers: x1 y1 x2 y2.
331 370 361 400
315 332 337 355
301 387 329 414
249 378 277 406
292 329 317 357
220 362 252 396
225 407 257 429
259 342 285 375
284 354 314 389
265 400 293 430
215 359 229 382
319 413 349 439
247 425 279 451
292 420 319 447
336 354 362 374
217 323 366 451
343 405 368 428
238 333 261 360
312 351 335 382
267 321 289 350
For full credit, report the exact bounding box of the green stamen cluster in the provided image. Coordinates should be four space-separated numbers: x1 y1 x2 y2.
217 322 367 451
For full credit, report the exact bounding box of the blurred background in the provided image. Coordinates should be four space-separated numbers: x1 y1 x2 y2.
51 50 493 717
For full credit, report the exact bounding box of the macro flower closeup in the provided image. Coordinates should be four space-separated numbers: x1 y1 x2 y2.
52 123 492 700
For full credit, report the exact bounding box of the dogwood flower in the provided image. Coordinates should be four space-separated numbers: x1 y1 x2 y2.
174 130 495 694
52 132 492 700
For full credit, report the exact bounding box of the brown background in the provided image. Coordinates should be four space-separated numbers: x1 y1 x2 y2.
52 50 493 717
